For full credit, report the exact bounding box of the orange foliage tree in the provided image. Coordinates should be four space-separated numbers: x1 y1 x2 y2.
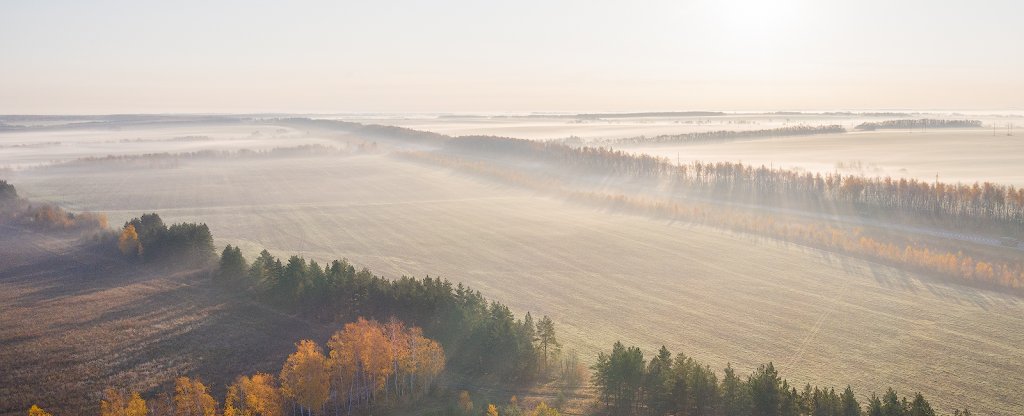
118 224 142 257
27 405 53 416
280 340 330 415
327 317 445 411
100 388 147 416
173 377 217 416
224 373 283 416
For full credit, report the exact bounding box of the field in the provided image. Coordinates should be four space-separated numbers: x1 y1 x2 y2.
6 129 1024 415
0 226 336 415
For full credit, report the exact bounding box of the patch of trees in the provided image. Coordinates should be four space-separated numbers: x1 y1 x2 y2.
118 213 215 265
855 119 982 131
592 342 973 416
601 125 847 146
1 179 19 201
216 246 555 381
436 135 1024 233
670 161 1024 232
43 318 446 416
0 180 109 230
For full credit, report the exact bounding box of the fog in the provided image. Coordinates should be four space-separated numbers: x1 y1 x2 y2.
3 114 1024 414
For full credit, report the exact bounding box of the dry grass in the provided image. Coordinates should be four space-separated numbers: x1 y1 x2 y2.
0 226 335 415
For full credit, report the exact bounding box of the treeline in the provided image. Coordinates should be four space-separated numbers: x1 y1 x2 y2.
446 136 672 178
599 125 846 146
26 317 446 416
854 119 982 131
117 213 215 265
215 245 557 381
275 118 450 146
0 179 108 230
440 136 1024 232
574 111 727 119
51 144 372 169
670 161 1024 231
592 342 972 416
400 152 1024 291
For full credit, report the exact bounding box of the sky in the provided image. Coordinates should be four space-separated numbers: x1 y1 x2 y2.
1 0 1022 114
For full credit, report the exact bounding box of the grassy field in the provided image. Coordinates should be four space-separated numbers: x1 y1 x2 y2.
10 153 1024 415
0 226 336 415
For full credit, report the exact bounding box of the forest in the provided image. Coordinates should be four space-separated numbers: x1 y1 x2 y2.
0 179 108 230
591 342 972 416
115 204 562 381
440 135 1024 233
854 119 982 131
599 125 846 146
44 144 374 171
119 213 215 266
213 244 554 381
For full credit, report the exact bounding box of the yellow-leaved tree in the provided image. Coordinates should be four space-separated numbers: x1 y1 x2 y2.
174 377 217 416
225 373 283 416
100 389 147 416
118 224 142 257
280 340 330 415
328 317 446 409
530 402 560 416
27 405 52 416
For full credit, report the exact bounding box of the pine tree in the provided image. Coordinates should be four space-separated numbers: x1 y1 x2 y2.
908 393 934 416
536 315 559 374
720 363 749 416
749 363 781 416
217 245 247 282
840 386 861 416
867 393 883 416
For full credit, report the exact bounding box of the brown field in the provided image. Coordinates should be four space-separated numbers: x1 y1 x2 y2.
8 148 1024 415
0 226 335 415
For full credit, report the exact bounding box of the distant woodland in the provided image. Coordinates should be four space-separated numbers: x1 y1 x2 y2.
442 136 1024 231
854 119 982 131
598 125 846 146
44 144 375 170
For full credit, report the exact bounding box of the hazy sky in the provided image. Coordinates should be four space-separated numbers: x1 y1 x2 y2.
1 0 1022 114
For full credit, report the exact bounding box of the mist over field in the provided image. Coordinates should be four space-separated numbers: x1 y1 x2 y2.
2 113 1023 415
3 1 1024 416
